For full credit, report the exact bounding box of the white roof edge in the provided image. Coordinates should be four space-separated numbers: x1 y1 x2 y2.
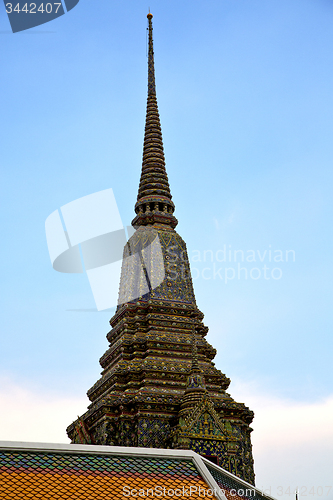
0 441 197 458
201 457 277 500
192 454 229 500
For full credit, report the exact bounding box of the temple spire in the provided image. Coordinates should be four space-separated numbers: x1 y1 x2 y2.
147 12 156 96
177 328 207 417
132 13 178 229
185 328 207 395
190 328 201 375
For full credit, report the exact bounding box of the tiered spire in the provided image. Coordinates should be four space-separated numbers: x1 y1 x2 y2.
190 328 201 373
181 328 207 412
132 13 178 229
67 14 255 484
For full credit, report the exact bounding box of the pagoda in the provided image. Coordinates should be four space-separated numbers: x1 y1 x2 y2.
67 13 255 485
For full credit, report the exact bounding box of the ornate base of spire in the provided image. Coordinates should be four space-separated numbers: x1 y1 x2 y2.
67 225 255 485
67 387 255 484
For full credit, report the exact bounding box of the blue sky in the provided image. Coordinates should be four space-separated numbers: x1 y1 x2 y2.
0 0 332 495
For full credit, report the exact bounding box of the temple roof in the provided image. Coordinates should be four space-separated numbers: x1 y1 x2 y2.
0 441 275 500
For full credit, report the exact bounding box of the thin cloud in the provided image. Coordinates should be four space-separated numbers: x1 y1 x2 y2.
0 376 87 443
231 379 333 500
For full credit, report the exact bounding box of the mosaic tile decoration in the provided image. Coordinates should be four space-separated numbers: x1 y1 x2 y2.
67 15 255 486
0 450 214 500
206 462 267 500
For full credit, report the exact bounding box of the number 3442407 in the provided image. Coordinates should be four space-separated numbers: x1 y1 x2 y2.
5 3 62 14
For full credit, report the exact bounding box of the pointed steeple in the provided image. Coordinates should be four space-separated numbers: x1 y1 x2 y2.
176 328 207 416
184 328 207 397
172 328 228 452
190 327 201 374
132 13 178 229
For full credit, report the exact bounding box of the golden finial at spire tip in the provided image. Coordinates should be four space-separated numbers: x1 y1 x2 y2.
147 12 153 19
